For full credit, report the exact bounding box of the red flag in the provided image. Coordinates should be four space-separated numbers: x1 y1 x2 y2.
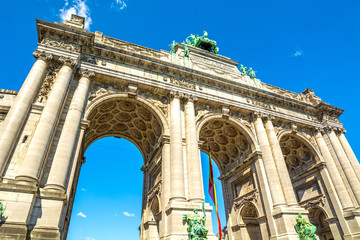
209 151 222 240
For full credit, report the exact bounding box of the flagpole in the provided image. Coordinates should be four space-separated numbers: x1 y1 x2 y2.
208 148 222 240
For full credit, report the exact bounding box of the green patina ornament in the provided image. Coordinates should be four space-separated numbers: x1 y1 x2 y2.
169 40 178 54
240 64 248 76
184 43 190 58
294 213 317 240
0 202 6 222
248 67 256 79
186 31 219 54
183 202 208 240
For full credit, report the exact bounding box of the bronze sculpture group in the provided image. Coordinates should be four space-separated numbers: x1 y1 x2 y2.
183 202 208 240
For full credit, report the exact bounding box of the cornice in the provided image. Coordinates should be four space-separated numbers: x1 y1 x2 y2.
36 18 344 126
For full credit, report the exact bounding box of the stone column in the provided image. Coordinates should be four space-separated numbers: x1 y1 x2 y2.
44 69 93 191
160 136 170 238
0 50 52 176
16 57 77 184
264 116 298 206
338 129 360 180
183 94 204 202
169 91 185 201
253 113 286 207
314 129 354 210
327 127 360 204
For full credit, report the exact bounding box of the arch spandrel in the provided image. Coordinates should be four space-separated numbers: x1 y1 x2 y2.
83 95 167 163
197 114 257 174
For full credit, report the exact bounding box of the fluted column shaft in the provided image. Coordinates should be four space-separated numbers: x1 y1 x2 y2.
0 50 52 176
327 128 360 204
16 57 77 183
184 95 204 202
44 70 93 191
338 131 360 180
264 117 298 206
253 114 286 207
315 130 354 210
169 92 185 201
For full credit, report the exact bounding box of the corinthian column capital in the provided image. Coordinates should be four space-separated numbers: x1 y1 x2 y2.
169 90 183 100
59 56 78 68
79 69 95 79
182 93 198 103
33 50 53 62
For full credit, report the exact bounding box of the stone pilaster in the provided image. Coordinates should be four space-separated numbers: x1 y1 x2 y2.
183 94 204 202
337 129 360 181
44 69 93 191
169 91 185 201
263 116 298 206
253 112 286 208
16 56 77 184
0 50 52 177
160 135 170 238
327 127 360 205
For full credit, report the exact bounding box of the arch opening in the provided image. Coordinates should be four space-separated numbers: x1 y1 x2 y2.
67 137 144 239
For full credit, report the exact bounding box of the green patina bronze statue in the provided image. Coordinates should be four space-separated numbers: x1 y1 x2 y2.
169 40 178 54
183 202 208 240
294 213 317 240
248 67 256 79
184 43 190 58
0 202 6 222
186 31 219 54
240 64 248 76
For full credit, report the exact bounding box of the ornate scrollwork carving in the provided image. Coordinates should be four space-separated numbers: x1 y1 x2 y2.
299 195 326 210
33 50 53 62
169 90 183 99
36 62 61 103
233 190 258 211
164 77 196 90
41 38 81 53
182 94 198 103
147 182 162 203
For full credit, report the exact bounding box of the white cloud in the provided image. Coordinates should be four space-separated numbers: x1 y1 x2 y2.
293 50 303 57
85 237 95 240
77 212 87 218
112 0 127 10
123 211 135 217
81 188 86 191
59 0 92 30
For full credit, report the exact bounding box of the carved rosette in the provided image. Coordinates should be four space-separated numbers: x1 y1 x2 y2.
59 56 78 68
33 50 53 62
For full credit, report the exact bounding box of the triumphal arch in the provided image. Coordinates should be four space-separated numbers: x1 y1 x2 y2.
0 15 360 240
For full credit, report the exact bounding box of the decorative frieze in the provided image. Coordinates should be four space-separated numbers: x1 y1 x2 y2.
41 38 81 53
164 77 196 90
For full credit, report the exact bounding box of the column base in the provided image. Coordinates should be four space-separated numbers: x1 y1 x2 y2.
272 206 308 240
14 175 39 186
30 226 60 240
0 221 29 240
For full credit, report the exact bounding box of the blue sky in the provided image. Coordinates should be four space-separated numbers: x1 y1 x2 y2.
1 0 359 239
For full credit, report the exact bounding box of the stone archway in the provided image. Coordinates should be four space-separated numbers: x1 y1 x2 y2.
279 133 340 239
63 95 166 239
197 116 267 239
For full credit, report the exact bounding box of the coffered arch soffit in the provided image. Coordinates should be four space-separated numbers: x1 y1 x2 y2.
83 94 167 162
197 115 257 173
279 132 321 178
